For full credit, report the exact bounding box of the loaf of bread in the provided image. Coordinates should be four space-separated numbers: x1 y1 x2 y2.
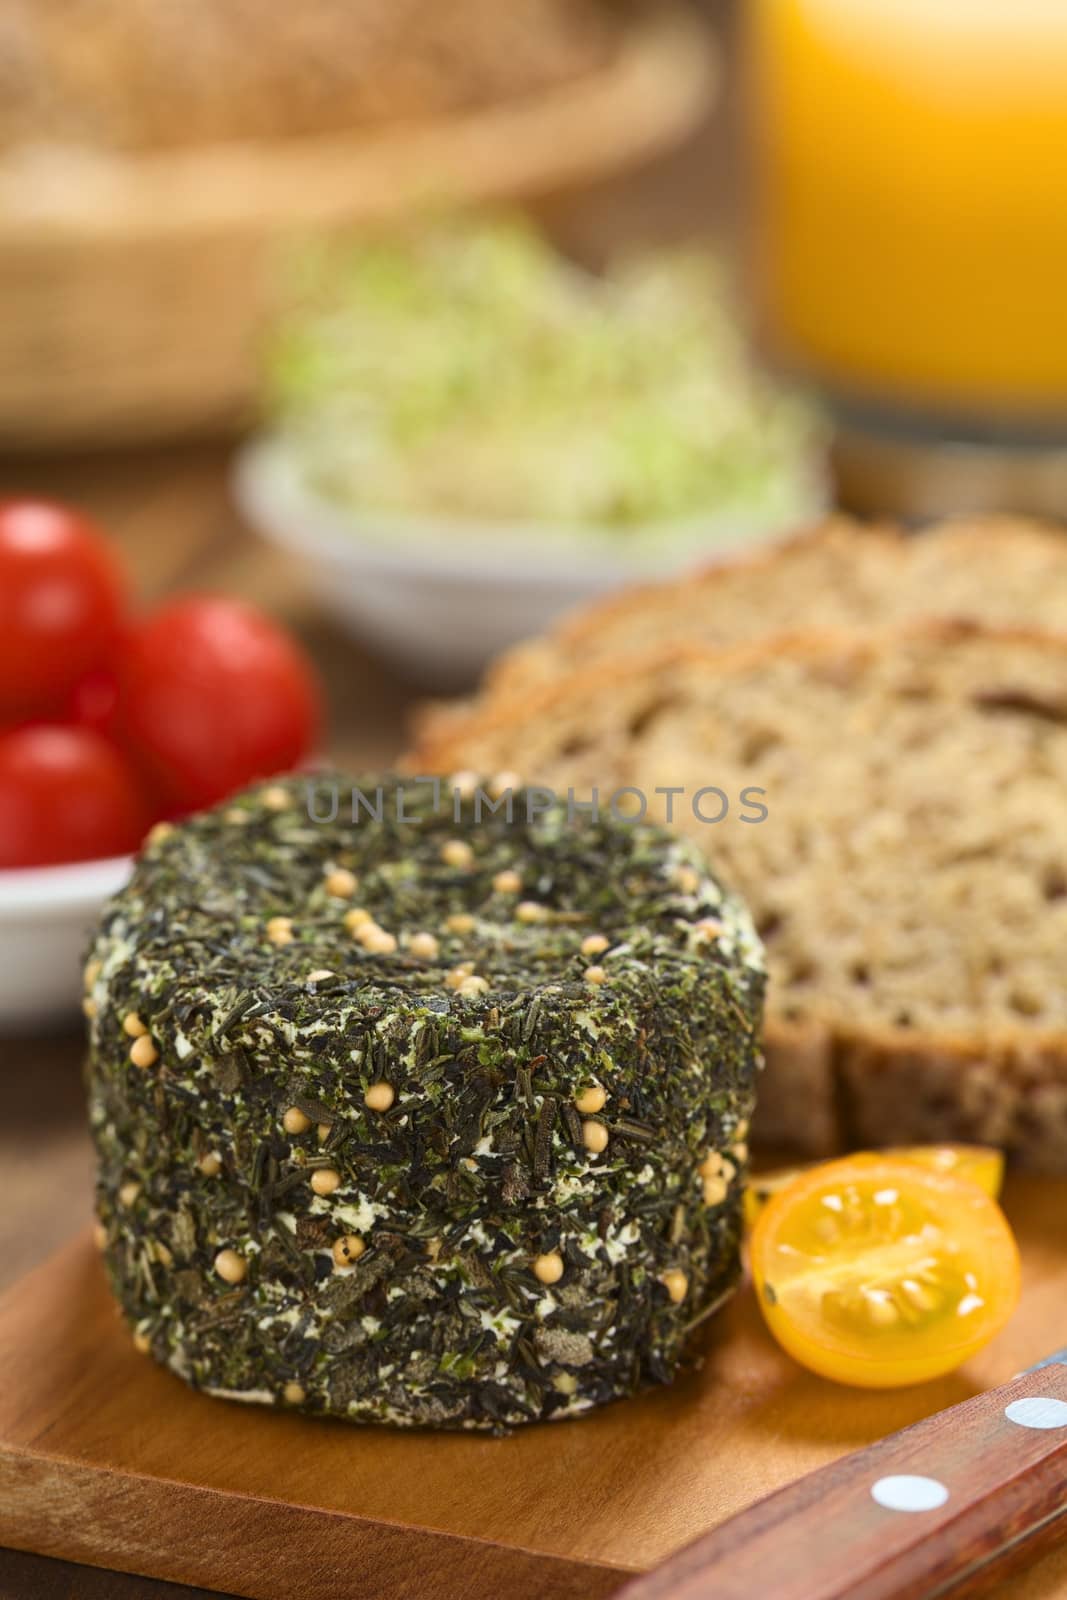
415 515 1067 751
0 0 615 152
410 623 1067 1169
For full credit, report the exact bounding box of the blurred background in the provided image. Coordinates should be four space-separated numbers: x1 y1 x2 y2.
3 0 1067 1282
7 0 1067 711
2 7 1067 1592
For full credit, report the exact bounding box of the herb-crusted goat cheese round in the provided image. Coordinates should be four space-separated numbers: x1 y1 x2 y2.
86 775 764 1430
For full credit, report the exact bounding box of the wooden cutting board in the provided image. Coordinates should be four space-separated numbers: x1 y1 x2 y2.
2 1177 1067 1600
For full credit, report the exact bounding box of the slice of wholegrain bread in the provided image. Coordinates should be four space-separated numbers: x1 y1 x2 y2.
486 515 900 697
409 515 894 746
408 622 1067 1169
412 513 1067 749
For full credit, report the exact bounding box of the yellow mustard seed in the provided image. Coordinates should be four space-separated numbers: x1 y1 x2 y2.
489 770 521 799
662 1269 689 1304
441 839 474 870
582 1120 609 1155
214 1248 247 1284
324 867 358 898
364 1082 395 1113
332 1234 366 1268
533 1251 564 1286
129 1034 158 1069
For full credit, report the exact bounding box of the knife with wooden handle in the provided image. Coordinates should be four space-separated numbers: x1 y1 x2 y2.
618 1352 1067 1600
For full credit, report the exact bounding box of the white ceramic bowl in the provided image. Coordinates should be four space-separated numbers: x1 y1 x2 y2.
234 435 828 685
0 854 132 1032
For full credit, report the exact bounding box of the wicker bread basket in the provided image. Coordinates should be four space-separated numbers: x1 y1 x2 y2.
0 2 716 450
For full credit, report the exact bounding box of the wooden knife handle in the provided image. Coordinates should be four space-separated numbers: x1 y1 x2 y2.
618 1364 1067 1600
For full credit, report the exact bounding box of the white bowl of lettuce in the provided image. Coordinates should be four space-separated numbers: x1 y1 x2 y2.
236 218 826 684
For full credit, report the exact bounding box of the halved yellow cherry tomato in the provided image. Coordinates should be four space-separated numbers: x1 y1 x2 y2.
750 1154 1021 1388
744 1167 807 1230
743 1143 1004 1231
895 1144 1005 1198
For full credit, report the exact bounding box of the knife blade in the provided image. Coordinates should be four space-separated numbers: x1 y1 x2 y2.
617 1348 1067 1600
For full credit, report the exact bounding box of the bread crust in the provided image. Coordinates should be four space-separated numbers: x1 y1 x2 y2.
836 1021 1067 1173
756 1015 837 1156
485 514 895 691
409 516 890 750
412 510 1067 760
412 614 1066 771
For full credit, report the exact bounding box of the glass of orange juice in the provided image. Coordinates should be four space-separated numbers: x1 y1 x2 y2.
747 0 1067 429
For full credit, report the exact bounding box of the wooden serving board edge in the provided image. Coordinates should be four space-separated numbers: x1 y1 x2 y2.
0 1447 631 1600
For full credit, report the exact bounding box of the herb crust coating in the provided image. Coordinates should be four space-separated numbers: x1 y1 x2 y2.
87 775 764 1430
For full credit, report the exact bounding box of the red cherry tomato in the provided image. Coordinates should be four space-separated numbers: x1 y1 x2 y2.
0 725 151 869
116 596 321 810
0 500 125 720
67 663 122 738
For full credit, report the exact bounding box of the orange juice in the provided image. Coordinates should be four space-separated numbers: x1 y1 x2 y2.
748 0 1067 420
